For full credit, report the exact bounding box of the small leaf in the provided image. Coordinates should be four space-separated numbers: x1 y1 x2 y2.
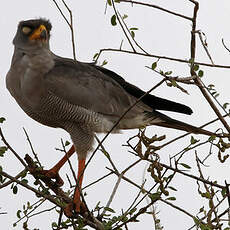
20 170 27 179
104 207 115 213
149 192 161 201
198 70 204 77
223 103 229 109
107 0 112 6
165 71 172 75
130 31 135 38
201 192 211 199
130 27 138 31
65 141 70 146
194 64 199 71
168 186 177 191
13 185 18 194
151 62 157 70
52 222 58 228
0 117 6 123
129 207 137 215
16 210 21 219
221 188 227 197
0 146 7 156
171 80 177 87
111 15 117 26
179 163 191 169
122 14 128 20
190 136 199 145
101 60 108 66
166 197 176 201
21 179 28 184
208 135 216 142
93 53 99 60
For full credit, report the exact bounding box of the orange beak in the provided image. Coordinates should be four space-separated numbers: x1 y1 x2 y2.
29 25 47 41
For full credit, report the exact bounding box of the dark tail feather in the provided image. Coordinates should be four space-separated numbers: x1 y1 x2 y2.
154 119 217 136
143 95 193 115
149 111 225 137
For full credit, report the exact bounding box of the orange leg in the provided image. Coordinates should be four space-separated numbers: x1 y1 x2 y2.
42 145 75 186
73 158 86 212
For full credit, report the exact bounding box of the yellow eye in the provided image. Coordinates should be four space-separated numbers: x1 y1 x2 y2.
22 26 32 34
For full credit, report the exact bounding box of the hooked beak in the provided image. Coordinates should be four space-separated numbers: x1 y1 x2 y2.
29 25 48 41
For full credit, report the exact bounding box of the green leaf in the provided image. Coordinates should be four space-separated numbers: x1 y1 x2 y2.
93 53 99 60
149 192 161 201
129 207 137 215
171 80 177 87
13 185 18 194
130 31 135 38
223 103 229 109
179 163 191 169
65 140 70 146
21 179 28 185
168 186 177 191
201 192 211 199
20 170 27 179
102 60 108 66
221 188 227 197
111 15 117 26
166 197 176 201
190 136 199 145
107 0 112 6
130 27 138 31
52 222 58 228
165 71 172 75
151 62 157 70
194 64 199 71
198 70 204 77
0 117 5 123
0 146 7 156
16 210 21 219
122 14 128 20
208 135 216 142
104 207 115 213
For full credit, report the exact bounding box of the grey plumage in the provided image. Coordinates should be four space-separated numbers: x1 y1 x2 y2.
6 19 219 160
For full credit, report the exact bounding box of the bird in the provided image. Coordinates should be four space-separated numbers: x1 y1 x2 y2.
6 18 222 216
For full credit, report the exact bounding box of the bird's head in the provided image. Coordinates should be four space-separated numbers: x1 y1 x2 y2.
13 18 52 51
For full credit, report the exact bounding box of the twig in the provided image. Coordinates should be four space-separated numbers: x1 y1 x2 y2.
222 38 230 53
111 0 136 52
0 128 27 168
0 170 65 207
23 128 42 167
97 48 230 68
52 0 76 60
0 169 27 189
84 79 165 173
196 30 214 65
119 0 192 21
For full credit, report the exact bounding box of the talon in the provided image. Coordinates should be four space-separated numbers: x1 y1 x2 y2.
63 201 86 218
39 169 64 187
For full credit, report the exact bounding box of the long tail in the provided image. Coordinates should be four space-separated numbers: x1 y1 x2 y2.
148 111 227 138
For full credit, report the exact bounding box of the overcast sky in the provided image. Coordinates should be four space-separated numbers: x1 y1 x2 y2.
0 0 230 229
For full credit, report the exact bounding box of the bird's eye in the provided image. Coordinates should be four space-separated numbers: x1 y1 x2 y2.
22 26 32 34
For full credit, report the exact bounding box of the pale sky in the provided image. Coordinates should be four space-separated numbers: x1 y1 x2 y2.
0 0 230 229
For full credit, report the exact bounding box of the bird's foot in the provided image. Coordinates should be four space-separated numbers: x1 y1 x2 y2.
64 201 87 218
39 169 64 187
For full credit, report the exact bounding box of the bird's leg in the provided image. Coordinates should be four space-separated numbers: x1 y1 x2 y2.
40 145 75 186
74 157 86 212
64 157 86 217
